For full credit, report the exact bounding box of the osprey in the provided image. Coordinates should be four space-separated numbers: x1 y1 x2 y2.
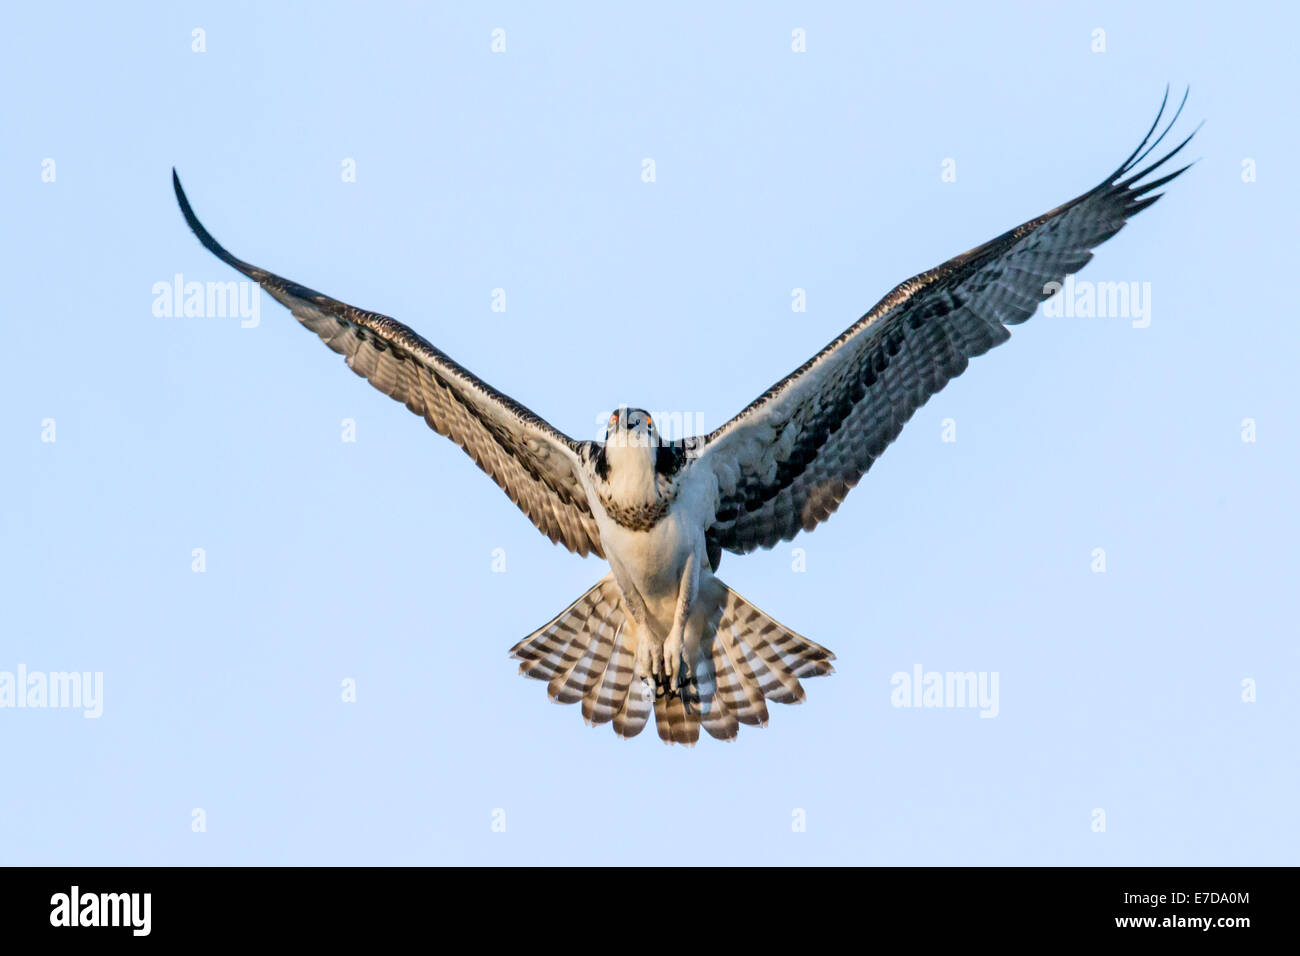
174 90 1196 745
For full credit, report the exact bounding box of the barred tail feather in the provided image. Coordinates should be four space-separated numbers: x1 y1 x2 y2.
654 691 701 746
702 580 834 739
611 673 653 739
509 575 620 687
509 574 651 738
713 624 770 728
722 587 836 696
547 592 618 704
652 577 835 745
582 621 633 726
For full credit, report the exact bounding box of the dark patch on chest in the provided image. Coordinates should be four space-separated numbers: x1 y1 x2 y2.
602 495 672 532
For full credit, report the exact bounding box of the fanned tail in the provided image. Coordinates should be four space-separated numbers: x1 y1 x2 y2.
508 574 835 746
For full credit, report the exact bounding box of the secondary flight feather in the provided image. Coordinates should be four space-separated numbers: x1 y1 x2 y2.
175 89 1197 745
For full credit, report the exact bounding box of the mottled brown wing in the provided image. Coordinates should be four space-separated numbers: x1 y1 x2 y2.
174 172 604 557
699 90 1198 555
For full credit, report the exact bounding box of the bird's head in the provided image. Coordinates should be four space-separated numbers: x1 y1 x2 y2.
593 406 677 488
592 407 682 519
603 406 659 449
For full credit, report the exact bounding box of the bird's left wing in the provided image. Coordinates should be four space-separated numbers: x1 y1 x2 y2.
695 90 1198 556
173 172 604 558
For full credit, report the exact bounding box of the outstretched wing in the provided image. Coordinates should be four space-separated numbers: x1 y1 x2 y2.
697 89 1198 555
173 172 604 558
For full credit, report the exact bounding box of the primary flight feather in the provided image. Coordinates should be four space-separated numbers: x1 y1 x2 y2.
175 89 1197 745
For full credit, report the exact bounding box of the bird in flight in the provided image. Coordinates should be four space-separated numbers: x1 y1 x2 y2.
175 90 1197 745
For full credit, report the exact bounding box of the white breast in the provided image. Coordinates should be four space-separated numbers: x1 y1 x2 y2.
586 455 720 629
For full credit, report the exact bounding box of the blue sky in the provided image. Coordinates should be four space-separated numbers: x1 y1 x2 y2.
1 1 1296 865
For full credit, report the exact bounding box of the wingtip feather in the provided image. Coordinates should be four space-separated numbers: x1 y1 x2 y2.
171 169 249 274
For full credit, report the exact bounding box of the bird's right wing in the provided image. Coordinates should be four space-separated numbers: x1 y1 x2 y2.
173 172 604 558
